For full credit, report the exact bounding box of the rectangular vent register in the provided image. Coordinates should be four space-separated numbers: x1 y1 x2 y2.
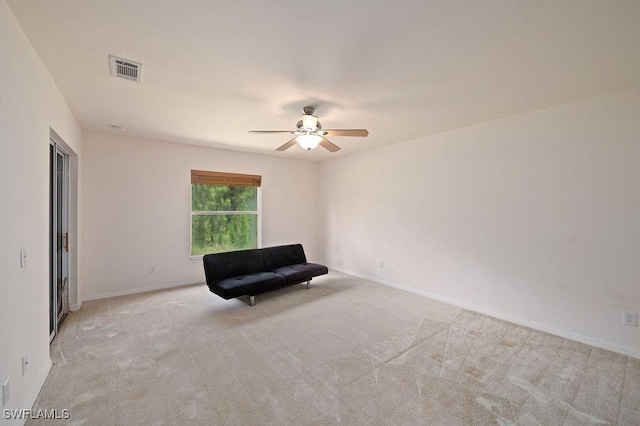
109 55 143 83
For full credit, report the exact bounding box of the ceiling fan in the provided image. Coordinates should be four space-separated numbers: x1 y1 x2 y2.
249 106 368 152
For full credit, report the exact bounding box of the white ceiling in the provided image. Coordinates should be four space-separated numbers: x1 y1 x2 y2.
8 0 640 161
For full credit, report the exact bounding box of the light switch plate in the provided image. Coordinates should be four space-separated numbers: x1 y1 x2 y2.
22 353 29 376
2 378 9 406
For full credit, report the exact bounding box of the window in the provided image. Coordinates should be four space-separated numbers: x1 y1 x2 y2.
191 170 261 256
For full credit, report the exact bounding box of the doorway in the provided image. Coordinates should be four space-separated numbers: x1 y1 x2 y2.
50 141 70 341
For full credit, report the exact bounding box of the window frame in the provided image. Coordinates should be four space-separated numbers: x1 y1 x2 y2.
190 171 262 259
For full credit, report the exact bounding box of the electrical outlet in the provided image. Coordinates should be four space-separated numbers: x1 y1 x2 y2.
624 311 638 327
2 378 9 407
150 266 156 274
22 353 29 376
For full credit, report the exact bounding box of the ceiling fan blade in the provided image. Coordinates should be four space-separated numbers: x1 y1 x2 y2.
275 138 298 152
249 130 294 134
319 137 341 153
323 129 369 137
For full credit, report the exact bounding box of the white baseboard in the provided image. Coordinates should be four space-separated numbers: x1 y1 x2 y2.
81 280 202 302
332 267 640 360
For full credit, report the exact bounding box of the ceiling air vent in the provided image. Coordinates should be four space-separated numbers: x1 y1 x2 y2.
109 55 143 83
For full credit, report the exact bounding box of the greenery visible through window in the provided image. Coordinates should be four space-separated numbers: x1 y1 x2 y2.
191 171 260 256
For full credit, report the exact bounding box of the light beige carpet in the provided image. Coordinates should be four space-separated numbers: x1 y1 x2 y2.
29 271 639 425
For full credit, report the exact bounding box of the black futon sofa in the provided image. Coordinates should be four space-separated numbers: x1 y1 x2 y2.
202 244 328 305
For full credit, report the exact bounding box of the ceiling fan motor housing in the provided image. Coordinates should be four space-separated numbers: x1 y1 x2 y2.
301 106 319 131
297 120 321 131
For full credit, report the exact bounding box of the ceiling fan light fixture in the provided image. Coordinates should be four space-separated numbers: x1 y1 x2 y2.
301 114 318 131
297 134 322 150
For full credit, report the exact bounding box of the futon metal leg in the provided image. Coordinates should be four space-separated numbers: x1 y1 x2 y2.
249 295 255 306
306 280 310 289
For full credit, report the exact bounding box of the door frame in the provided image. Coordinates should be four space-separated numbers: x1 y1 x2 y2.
50 139 70 341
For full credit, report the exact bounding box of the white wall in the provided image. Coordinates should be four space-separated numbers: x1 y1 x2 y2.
319 88 640 357
0 0 82 422
80 131 318 300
